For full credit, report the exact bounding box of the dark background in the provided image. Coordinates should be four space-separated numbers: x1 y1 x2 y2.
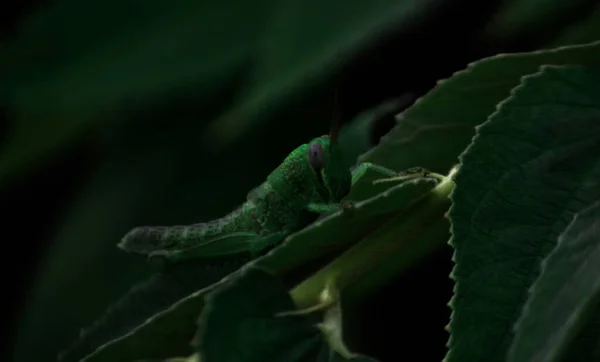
2 0 599 361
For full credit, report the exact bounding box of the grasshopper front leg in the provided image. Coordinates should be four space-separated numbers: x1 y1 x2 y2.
350 162 399 185
305 163 404 214
306 164 402 215
373 166 445 184
351 162 444 185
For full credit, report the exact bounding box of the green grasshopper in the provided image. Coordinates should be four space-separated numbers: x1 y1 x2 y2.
119 118 436 265
59 106 442 362
120 133 354 263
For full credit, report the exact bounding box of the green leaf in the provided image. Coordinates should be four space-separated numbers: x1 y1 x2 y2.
79 176 438 362
359 40 600 174
259 176 439 276
447 65 600 362
195 265 379 362
78 279 221 362
290 173 453 309
57 258 249 362
508 200 600 362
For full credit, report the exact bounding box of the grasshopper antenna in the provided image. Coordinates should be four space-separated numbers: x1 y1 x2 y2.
329 87 342 145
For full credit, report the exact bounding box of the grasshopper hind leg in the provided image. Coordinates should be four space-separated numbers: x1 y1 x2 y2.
118 223 206 255
119 222 274 265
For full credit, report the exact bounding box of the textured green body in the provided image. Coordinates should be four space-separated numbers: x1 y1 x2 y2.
119 136 352 262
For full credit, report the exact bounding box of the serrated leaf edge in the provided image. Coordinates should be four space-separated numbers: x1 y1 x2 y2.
443 65 550 362
444 63 600 362
359 40 600 164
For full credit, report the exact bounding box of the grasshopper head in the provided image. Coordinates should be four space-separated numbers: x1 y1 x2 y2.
307 135 352 202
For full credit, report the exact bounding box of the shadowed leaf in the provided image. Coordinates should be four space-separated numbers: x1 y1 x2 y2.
508 200 600 362
58 258 249 362
79 176 437 362
359 40 600 174
195 265 379 362
447 65 600 362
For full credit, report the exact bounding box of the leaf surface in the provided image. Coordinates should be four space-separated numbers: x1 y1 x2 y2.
195 265 379 362
508 200 600 362
447 65 600 362
79 177 438 362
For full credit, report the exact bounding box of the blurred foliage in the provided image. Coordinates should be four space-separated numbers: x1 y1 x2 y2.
484 0 599 48
547 3 600 47
0 0 447 185
2 0 600 361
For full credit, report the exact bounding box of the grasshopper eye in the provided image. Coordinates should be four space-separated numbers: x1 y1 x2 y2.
308 142 324 170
